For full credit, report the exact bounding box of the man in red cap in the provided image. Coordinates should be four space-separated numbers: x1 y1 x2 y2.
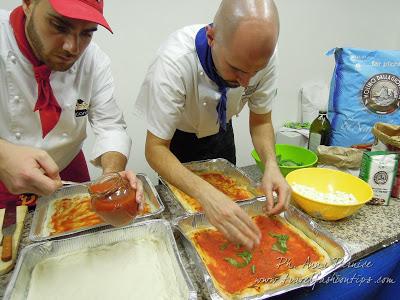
0 0 143 208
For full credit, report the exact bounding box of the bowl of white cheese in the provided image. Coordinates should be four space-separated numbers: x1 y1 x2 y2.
286 168 373 221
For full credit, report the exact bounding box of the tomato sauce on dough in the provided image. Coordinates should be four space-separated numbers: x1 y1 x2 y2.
193 215 322 294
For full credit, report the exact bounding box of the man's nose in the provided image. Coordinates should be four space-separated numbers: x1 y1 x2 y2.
237 72 252 87
63 34 79 55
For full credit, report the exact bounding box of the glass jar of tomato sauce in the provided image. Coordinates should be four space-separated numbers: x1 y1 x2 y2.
88 173 138 227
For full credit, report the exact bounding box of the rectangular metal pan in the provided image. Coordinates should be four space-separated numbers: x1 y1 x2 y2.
29 173 164 242
160 158 263 214
173 199 351 299
5 219 196 300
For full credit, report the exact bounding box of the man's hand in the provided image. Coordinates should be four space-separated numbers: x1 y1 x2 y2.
0 141 61 195
249 111 291 215
99 151 143 211
118 170 144 211
202 190 261 250
261 163 292 215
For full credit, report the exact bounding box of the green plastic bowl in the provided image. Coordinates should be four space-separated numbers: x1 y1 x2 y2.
251 144 318 177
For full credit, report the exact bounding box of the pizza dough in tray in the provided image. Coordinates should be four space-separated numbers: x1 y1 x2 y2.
160 158 263 214
5 219 197 300
29 173 164 242
173 200 351 300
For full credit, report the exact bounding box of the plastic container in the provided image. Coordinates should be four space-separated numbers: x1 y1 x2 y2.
88 173 138 227
252 144 318 177
286 168 373 221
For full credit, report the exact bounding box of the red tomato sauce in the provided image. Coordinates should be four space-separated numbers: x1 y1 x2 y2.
51 196 103 234
88 179 116 194
90 180 138 226
193 215 322 294
199 172 254 200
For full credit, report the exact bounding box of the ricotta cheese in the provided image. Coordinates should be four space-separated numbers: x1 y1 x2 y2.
292 183 358 205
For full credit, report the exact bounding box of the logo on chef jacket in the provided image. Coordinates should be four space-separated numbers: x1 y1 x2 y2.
75 99 89 117
361 73 400 115
241 85 257 103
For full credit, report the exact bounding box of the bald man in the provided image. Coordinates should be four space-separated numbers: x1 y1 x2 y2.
136 0 291 249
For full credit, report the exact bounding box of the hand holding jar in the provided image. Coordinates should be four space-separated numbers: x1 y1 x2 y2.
88 172 142 227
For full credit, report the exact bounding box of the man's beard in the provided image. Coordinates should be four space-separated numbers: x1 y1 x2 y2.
213 67 240 88
211 47 240 88
223 79 240 88
26 15 45 63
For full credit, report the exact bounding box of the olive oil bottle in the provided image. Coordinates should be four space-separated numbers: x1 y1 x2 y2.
308 111 331 153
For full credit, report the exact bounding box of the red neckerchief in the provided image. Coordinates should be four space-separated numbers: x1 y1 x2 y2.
10 6 62 138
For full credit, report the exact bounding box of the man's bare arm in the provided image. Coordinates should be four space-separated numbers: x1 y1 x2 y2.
249 111 291 214
145 131 261 249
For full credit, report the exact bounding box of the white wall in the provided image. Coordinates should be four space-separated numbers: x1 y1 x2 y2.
3 0 400 184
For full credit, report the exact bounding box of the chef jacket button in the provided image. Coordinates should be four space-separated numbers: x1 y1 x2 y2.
15 132 21 139
13 95 20 103
203 102 207 106
10 55 17 64
199 71 204 76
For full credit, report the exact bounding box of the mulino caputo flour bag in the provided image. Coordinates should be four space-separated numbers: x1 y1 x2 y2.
327 48 400 147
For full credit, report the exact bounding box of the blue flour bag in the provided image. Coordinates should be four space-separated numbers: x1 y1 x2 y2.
327 48 400 147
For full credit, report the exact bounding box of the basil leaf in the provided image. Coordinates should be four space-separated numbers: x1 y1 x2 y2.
224 257 244 268
224 250 253 268
283 121 311 129
237 250 252 264
280 159 303 167
272 243 286 254
276 154 282 165
220 242 229 251
251 265 256 274
269 233 289 254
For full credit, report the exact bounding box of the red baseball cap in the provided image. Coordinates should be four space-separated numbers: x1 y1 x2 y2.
48 0 112 33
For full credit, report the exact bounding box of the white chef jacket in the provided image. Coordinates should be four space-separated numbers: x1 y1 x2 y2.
135 24 278 140
0 10 131 171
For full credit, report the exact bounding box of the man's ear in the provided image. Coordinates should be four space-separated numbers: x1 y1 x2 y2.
22 0 35 17
205 24 215 47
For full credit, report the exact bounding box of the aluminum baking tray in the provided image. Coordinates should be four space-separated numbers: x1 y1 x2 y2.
5 219 197 300
29 173 164 242
159 158 263 214
173 199 351 299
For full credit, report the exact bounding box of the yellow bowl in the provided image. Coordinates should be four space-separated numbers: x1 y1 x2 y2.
286 168 373 221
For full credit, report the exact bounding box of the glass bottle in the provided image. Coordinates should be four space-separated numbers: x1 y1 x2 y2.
308 110 331 153
88 173 138 227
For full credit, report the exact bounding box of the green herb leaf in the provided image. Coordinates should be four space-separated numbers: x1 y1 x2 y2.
237 250 252 264
269 233 289 254
276 154 303 167
276 154 282 165
224 250 253 268
283 121 311 129
280 159 303 167
220 242 229 251
272 244 286 254
224 257 243 267
251 265 256 274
